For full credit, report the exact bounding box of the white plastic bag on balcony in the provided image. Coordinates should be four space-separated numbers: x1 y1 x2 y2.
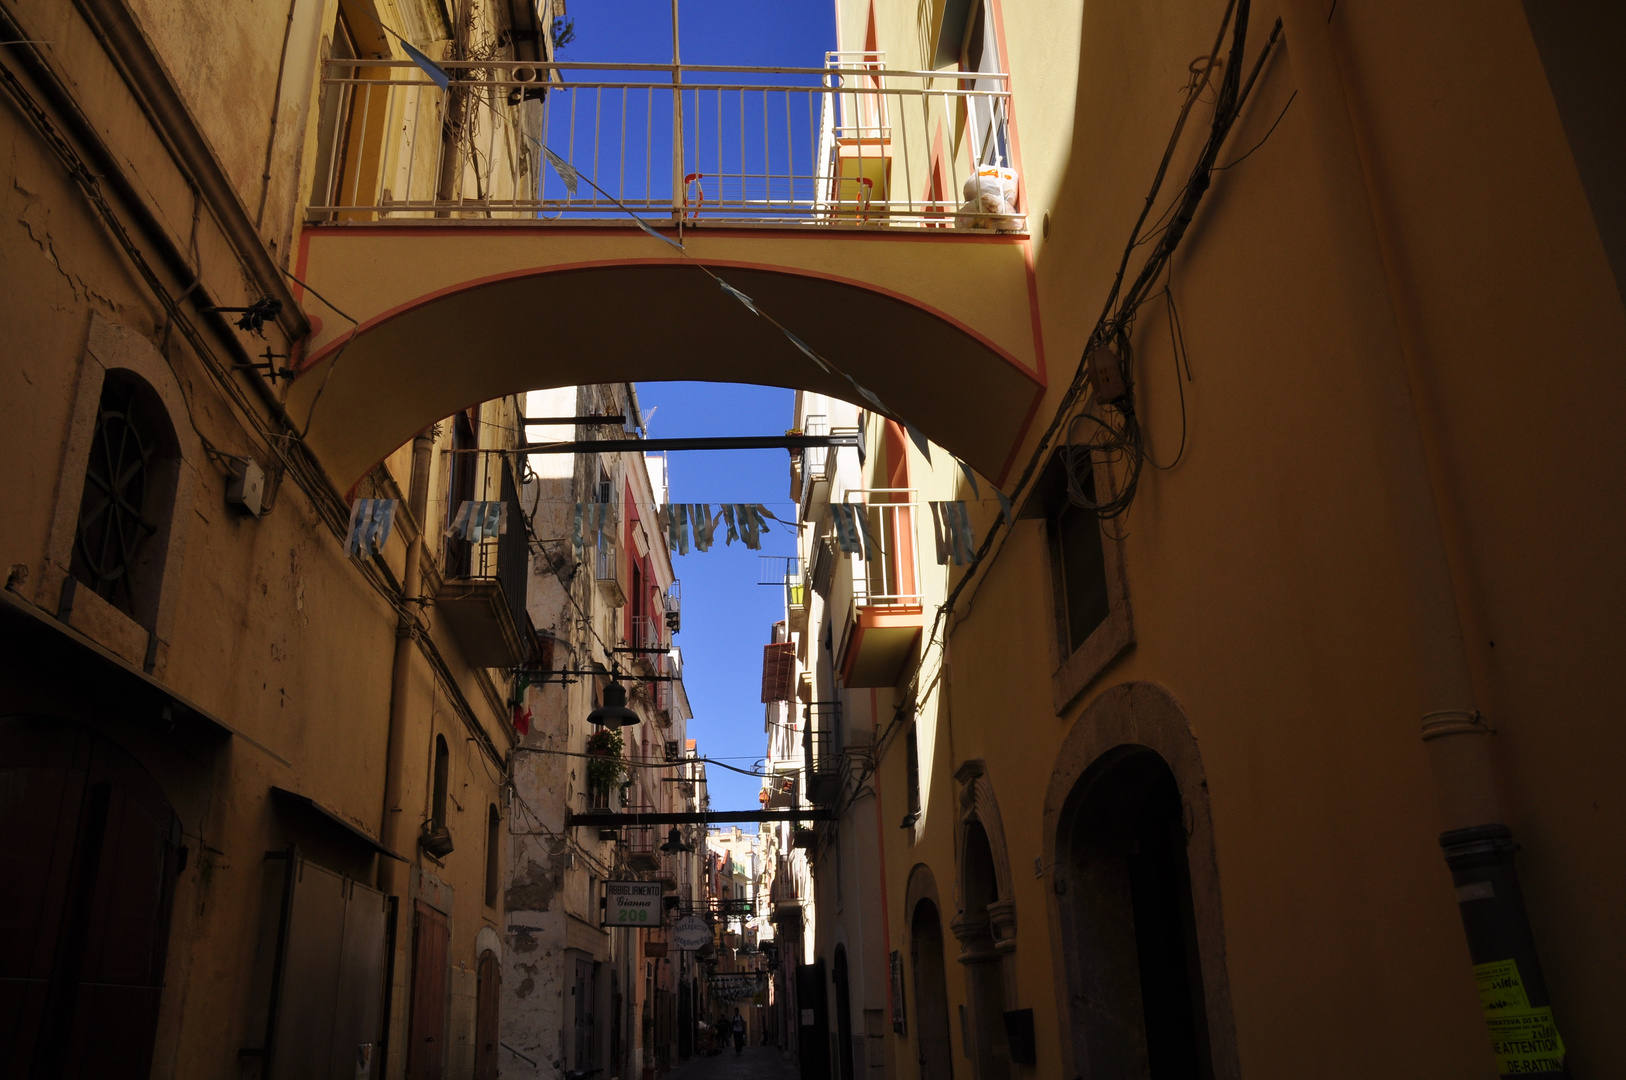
955 166 1024 232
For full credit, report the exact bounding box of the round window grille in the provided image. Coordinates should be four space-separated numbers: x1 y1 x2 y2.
73 385 158 609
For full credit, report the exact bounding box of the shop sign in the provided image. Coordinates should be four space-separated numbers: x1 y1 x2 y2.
603 880 662 927
672 914 712 950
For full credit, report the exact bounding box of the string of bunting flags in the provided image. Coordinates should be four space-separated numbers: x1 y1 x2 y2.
573 502 790 554
707 973 767 1002
344 498 397 556
446 500 508 541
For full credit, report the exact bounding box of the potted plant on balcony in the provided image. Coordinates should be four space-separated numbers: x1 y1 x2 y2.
586 727 626 807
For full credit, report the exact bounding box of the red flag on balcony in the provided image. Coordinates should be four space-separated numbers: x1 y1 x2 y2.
761 642 796 703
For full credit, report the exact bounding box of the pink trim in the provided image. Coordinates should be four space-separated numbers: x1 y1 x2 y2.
296 222 1024 244
294 257 1044 390
995 384 1046 488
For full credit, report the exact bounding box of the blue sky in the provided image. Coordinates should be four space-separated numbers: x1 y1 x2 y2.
565 0 834 68
567 2 837 821
637 381 801 823
542 1 838 207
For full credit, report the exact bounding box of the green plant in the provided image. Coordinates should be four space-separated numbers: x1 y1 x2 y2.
585 727 625 792
550 16 575 53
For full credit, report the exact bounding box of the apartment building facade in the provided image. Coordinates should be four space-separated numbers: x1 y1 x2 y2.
1 0 557 1075
769 2 1625 1079
502 383 704 1080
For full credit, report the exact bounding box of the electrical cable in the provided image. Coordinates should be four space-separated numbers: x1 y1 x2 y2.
872 0 1283 764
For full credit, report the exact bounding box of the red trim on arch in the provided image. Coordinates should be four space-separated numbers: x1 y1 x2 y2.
292 257 1046 391
297 222 1025 244
995 384 1046 489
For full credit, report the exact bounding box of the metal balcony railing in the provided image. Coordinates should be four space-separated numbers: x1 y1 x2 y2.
309 53 1017 227
802 702 843 806
757 556 808 620
663 581 682 632
630 613 663 652
595 532 617 583
625 804 659 868
843 488 922 608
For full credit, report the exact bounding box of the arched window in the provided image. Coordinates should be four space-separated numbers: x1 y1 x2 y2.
958 821 1013 1080
69 372 180 622
832 944 856 1080
485 803 501 907
904 722 922 826
432 735 451 830
910 897 955 1079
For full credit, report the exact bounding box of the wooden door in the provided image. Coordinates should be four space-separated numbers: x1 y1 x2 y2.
572 958 594 1068
472 950 499 1080
0 719 179 1079
405 901 449 1080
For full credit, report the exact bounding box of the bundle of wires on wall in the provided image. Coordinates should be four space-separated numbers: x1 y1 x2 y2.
874 0 1285 762
1062 0 1281 520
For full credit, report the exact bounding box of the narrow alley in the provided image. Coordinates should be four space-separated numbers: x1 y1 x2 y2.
664 1048 799 1080
2 0 1621 1078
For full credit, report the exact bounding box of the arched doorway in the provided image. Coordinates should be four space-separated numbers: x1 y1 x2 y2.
0 717 182 1077
1065 748 1208 1078
910 898 955 1080
832 945 856 1080
1044 683 1241 1080
472 949 499 1080
956 821 1012 1080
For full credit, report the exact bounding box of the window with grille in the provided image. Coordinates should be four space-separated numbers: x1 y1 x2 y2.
70 374 173 618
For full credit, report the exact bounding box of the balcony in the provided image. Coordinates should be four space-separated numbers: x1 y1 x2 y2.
759 555 809 632
625 805 660 870
594 531 625 608
803 703 843 807
309 54 1017 227
663 581 682 634
839 489 924 687
763 771 799 809
629 612 664 673
436 470 528 667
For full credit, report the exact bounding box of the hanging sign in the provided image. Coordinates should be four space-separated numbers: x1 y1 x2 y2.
672 915 712 951
603 880 662 927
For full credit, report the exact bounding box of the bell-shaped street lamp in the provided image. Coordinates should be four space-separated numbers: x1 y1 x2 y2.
659 826 694 854
587 680 638 728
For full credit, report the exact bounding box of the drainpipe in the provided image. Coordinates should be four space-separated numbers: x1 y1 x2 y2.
379 429 435 897
1282 2 1565 1072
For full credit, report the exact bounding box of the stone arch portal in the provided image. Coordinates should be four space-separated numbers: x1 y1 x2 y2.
288 226 1046 487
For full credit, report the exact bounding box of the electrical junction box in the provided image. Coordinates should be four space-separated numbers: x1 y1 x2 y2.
226 458 265 516
1086 346 1128 404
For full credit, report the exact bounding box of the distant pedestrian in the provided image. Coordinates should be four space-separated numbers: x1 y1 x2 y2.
732 1009 746 1053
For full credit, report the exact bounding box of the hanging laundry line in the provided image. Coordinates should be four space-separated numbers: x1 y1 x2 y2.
575 501 792 554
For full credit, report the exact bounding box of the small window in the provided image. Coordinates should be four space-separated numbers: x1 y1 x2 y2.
1031 451 1134 709
432 735 451 830
1046 459 1109 654
485 803 501 907
71 374 175 618
445 411 479 577
905 723 921 822
1054 500 1109 652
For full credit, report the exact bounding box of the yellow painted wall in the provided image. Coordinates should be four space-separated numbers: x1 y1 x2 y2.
851 0 1626 1077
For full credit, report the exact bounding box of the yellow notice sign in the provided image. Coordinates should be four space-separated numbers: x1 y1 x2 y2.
1486 1008 1565 1074
1475 959 1531 1013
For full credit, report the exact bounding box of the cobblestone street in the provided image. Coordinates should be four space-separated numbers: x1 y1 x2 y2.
662 1047 800 1080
